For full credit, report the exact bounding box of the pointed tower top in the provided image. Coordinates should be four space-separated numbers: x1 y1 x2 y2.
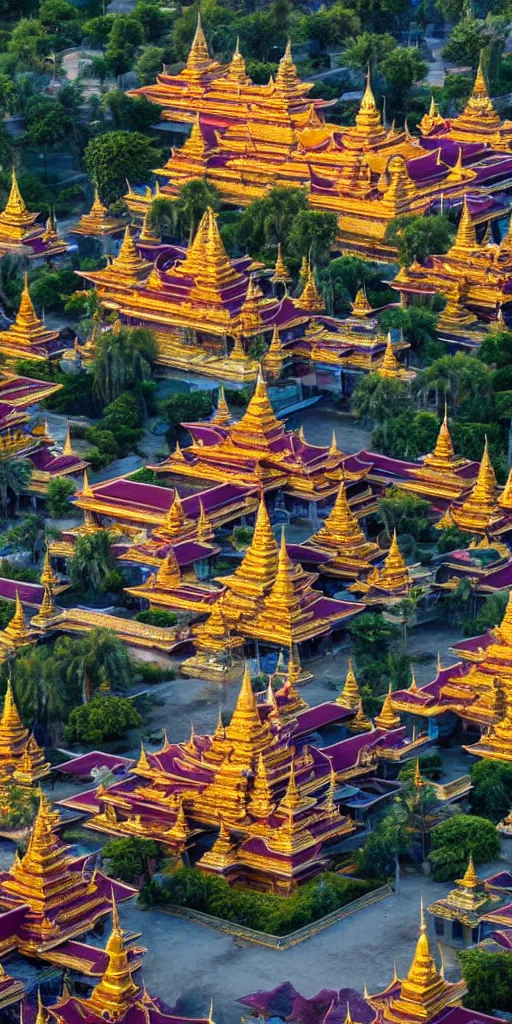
186 12 211 72
298 259 324 313
459 853 480 889
452 196 477 251
212 385 231 426
378 334 403 378
337 657 361 709
81 469 94 499
88 892 139 1016
62 420 73 457
351 287 373 319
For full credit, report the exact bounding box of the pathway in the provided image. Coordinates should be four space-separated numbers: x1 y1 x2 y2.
424 26 446 87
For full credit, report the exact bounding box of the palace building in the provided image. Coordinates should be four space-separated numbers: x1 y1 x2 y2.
59 665 424 894
421 58 512 151
0 170 67 261
124 29 512 261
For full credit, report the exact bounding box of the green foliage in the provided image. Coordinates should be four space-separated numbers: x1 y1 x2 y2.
135 45 166 85
385 214 455 267
133 0 173 42
442 16 507 71
129 467 171 486
68 530 117 600
45 477 77 519
3 513 43 562
343 31 396 69
436 526 471 554
92 326 157 407
102 90 163 131
380 47 428 116
398 754 443 782
134 658 175 684
0 559 38 583
463 590 509 637
372 411 441 461
378 306 439 356
0 781 38 830
303 5 360 48
286 210 338 267
355 812 410 878
470 759 512 823
103 836 161 883
0 460 32 518
135 609 178 627
245 59 277 84
28 267 79 313
141 867 376 934
348 613 400 662
351 373 408 429
64 695 142 745
377 487 432 542
159 392 213 444
84 131 161 204
105 14 144 77
458 948 512 1014
236 186 309 265
0 598 14 630
429 814 500 881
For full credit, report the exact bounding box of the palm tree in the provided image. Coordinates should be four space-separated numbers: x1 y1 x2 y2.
351 374 408 445
57 628 133 703
0 459 32 518
91 325 157 407
68 530 114 600
175 179 220 245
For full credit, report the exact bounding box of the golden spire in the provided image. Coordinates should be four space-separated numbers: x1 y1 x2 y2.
227 37 249 84
229 373 283 448
40 545 58 590
390 896 448 1012
88 894 139 1016
111 225 150 281
351 287 372 319
216 494 278 597
336 657 361 709
451 437 498 533
271 243 290 283
298 259 324 312
413 759 424 789
374 683 401 730
166 797 190 844
211 385 231 426
500 466 512 509
362 529 410 594
0 169 37 239
0 677 25 739
451 196 477 251
31 583 57 628
185 12 211 72
136 742 151 772
62 420 73 457
156 549 181 589
352 64 385 141
329 430 339 457
164 491 185 536
378 334 403 378
459 853 480 889
2 590 32 648
81 469 94 499
311 479 372 556
36 989 47 1024
178 205 209 275
191 208 240 299
197 498 211 541
224 662 270 760
240 275 265 333
139 208 161 245
248 752 274 818
275 39 303 99
429 406 454 465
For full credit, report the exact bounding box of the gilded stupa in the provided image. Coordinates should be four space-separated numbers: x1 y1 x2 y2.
0 679 49 783
449 438 500 535
304 479 382 580
0 274 61 362
73 186 125 238
0 170 67 259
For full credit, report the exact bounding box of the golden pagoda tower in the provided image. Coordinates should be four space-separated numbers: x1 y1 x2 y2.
0 169 39 241
271 243 291 284
448 196 478 255
221 662 272 767
40 545 59 590
12 734 50 785
262 325 285 381
198 819 238 873
184 12 213 76
191 208 241 303
155 549 181 590
450 438 499 534
138 208 161 245
347 699 373 733
422 406 465 474
159 491 194 539
240 276 265 334
352 530 411 599
374 684 401 731
227 37 250 86
107 225 153 284
336 658 361 709
298 260 324 313
0 273 60 362
377 334 412 379
88 896 140 1017
247 752 275 818
419 94 444 135
465 690 512 761
211 386 232 426
308 479 381 579
351 287 373 319
499 466 512 509
215 495 278 620
0 679 29 774
228 373 284 451
350 65 387 146
73 186 124 238
449 57 502 143
427 854 499 934
247 528 318 646
31 584 58 630
375 899 466 1021
0 591 35 652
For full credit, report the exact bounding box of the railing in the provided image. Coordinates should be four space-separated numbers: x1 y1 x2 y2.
157 883 393 949
431 775 472 801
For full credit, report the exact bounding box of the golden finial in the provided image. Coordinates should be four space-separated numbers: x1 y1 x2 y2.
212 385 231 426
500 466 512 509
62 420 73 457
298 259 324 312
337 657 361 709
137 743 151 772
186 11 211 71
187 720 196 751
81 469 94 498
409 670 418 692
378 333 403 378
272 242 290 283
329 429 339 456
351 287 372 319
374 683 401 731
413 759 424 789
36 989 47 1024
460 853 480 889
164 490 185 535
361 63 377 112
40 544 58 590
88 890 139 1015
452 196 477 251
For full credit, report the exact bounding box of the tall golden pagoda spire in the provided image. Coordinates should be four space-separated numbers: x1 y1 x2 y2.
298 260 324 312
217 495 278 610
88 894 139 1017
247 752 275 818
62 420 73 457
423 406 456 470
110 225 151 282
0 272 60 357
139 207 161 245
0 169 37 240
262 324 285 380
271 243 290 284
177 205 209 276
386 898 464 1019
191 207 240 299
185 12 211 73
351 65 386 144
0 590 33 650
163 491 186 536
250 527 322 646
31 583 58 629
274 39 304 100
378 334 404 378
0 678 27 750
451 437 498 534
223 663 271 763
40 545 59 590
355 529 410 598
211 385 231 426
499 466 512 509
450 196 478 252
351 287 373 319
374 683 401 730
454 54 500 132
336 657 361 709
240 275 265 333
227 37 249 84
229 373 283 449
310 479 380 574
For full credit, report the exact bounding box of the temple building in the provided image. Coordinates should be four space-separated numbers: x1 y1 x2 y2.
427 856 503 948
391 196 512 339
0 790 136 963
390 589 512 757
72 186 125 241
438 439 512 539
150 374 378 520
30 894 212 1024
297 480 382 582
124 32 512 261
349 531 434 607
77 207 310 383
421 59 512 151
59 666 424 893
0 170 67 260
240 901 477 1024
0 274 67 362
0 679 49 783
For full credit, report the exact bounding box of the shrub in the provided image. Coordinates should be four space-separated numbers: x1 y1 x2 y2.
133 659 175 684
64 695 142 745
46 477 77 518
140 867 376 935
135 609 178 627
103 836 161 884
429 815 501 881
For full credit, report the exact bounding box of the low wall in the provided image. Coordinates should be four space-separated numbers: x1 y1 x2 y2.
157 883 393 949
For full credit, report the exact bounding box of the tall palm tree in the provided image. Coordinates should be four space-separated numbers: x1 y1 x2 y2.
0 459 32 518
175 179 220 245
91 326 157 407
58 628 133 703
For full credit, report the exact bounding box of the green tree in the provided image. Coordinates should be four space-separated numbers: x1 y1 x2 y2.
133 0 173 42
429 814 500 881
92 325 157 406
10 644 66 742
470 759 512 823
478 326 512 368
102 836 161 883
343 31 396 71
351 372 408 445
24 103 74 179
347 612 400 663
418 353 493 418
4 513 43 562
0 19 50 75
38 0 79 35
379 306 439 357
0 460 32 518
135 609 178 627
159 391 213 444
302 5 360 49
82 14 114 46
68 531 117 601
385 214 455 267
442 16 507 70
84 131 161 204
237 187 309 261
64 694 142 744
173 179 221 245
381 47 427 115
46 478 77 518
377 487 432 542
55 627 133 703
287 210 338 266
102 90 163 131
355 811 410 878
463 589 508 637
371 410 441 460
135 45 166 85
458 949 512 1014
105 15 144 79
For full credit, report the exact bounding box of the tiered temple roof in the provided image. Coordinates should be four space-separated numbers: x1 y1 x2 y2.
0 679 49 783
349 531 433 606
440 438 512 538
124 34 512 262
0 791 136 960
428 856 501 929
422 58 512 151
0 274 64 362
72 186 125 238
297 480 382 581
392 194 512 336
0 170 67 260
78 207 308 383
151 374 375 506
